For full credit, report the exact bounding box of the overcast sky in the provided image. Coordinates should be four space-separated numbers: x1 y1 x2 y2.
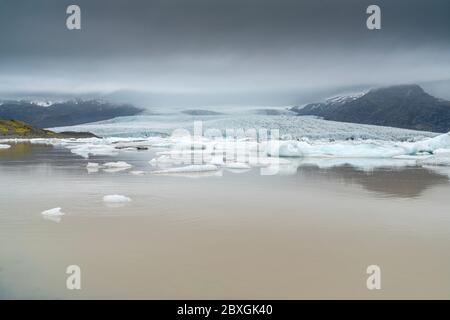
0 0 449 107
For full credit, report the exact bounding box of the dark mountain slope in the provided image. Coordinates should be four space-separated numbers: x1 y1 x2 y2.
291 85 450 133
0 99 143 128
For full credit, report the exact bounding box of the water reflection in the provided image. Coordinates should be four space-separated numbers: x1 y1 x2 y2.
296 165 449 198
1 142 450 199
0 142 54 162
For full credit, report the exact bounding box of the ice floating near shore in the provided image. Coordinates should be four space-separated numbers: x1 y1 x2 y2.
149 155 182 166
101 161 133 173
8 126 450 175
266 140 408 158
103 161 132 168
86 162 100 173
103 195 132 203
86 162 100 168
41 207 65 216
224 162 251 170
66 143 118 158
266 132 450 160
152 164 219 174
0 144 10 149
130 170 146 175
86 161 134 172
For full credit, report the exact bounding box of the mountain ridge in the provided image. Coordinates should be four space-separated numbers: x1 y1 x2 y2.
290 85 450 133
0 99 143 128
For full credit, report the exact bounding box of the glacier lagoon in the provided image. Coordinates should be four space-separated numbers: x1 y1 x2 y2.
1 113 450 299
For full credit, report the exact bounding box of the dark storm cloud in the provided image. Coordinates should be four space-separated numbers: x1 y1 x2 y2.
0 0 449 106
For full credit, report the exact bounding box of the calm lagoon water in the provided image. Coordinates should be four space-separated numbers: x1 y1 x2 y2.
1 142 450 299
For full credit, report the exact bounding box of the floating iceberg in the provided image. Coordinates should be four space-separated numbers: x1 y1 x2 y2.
86 162 100 168
103 195 132 203
152 164 219 174
266 140 408 158
0 144 10 149
224 162 251 170
103 161 132 168
149 155 183 166
130 170 146 175
41 207 65 216
67 144 118 158
14 122 450 174
265 132 450 160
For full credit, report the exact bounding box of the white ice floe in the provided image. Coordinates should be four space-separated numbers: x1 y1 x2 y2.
265 132 450 160
209 155 225 166
130 170 146 175
41 207 65 216
66 143 118 158
100 161 133 173
11 121 450 173
103 195 132 203
152 164 219 174
0 144 10 149
223 162 251 170
103 161 132 168
86 162 100 173
86 162 100 168
266 140 409 158
149 155 182 166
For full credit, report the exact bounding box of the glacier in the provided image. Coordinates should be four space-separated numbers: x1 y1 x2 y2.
3 113 450 176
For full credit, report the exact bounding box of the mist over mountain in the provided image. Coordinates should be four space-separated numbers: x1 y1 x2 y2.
1 1 450 105
291 85 450 133
180 109 224 116
0 99 143 128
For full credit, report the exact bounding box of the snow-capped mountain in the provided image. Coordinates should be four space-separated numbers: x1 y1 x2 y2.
291 85 450 133
0 99 143 128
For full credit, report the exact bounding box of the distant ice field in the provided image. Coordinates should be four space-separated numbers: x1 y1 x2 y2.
51 113 438 141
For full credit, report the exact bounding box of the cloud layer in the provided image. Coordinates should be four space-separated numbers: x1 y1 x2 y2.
1 0 449 106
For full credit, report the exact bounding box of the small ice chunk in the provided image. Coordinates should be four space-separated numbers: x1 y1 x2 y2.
130 170 146 175
210 155 225 165
224 162 251 169
86 162 100 168
103 194 132 203
0 144 11 149
153 164 218 174
103 161 132 168
69 144 118 158
41 207 65 216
